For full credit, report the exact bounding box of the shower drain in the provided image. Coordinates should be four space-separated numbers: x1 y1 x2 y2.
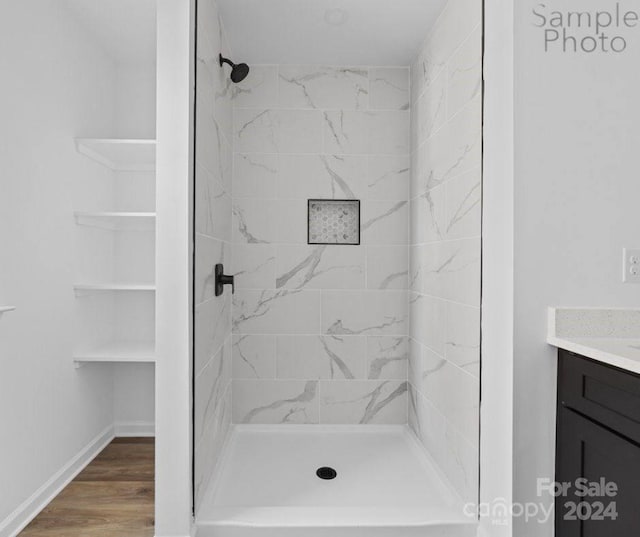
316 466 337 480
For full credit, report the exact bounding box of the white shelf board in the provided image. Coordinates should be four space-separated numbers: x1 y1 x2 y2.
75 138 156 172
74 283 156 292
74 341 156 367
0 306 16 314
74 212 156 230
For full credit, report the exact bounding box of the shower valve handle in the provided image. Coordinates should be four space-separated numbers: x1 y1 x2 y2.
215 264 235 296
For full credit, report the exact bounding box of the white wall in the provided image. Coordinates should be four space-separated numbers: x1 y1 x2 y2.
116 64 157 139
408 0 482 504
154 0 195 534
230 64 410 425
514 1 640 535
0 1 116 531
479 0 514 533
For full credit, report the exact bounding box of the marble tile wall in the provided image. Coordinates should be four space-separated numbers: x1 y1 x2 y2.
193 0 234 509
230 64 411 425
408 0 482 504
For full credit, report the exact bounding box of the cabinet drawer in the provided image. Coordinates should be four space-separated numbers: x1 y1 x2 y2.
558 349 640 444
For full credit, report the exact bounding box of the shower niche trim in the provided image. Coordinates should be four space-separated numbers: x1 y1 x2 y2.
307 199 361 246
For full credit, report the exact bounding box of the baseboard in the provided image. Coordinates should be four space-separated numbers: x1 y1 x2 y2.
0 424 115 537
114 420 155 437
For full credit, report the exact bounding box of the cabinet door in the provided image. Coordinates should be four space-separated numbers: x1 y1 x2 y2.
556 407 640 536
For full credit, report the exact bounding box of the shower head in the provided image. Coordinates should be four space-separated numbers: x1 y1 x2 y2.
219 54 250 83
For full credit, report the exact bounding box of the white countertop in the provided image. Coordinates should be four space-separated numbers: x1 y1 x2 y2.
547 308 640 375
547 335 640 375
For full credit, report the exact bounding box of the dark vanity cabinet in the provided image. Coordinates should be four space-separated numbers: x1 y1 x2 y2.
555 350 640 536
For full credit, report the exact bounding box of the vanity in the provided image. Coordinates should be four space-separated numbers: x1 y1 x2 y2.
548 308 640 536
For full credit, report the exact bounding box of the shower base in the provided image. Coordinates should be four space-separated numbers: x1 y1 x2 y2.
196 425 477 537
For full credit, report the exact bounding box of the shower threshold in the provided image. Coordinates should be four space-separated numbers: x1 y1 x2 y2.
196 425 477 537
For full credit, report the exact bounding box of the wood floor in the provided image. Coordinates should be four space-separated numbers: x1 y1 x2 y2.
20 438 154 537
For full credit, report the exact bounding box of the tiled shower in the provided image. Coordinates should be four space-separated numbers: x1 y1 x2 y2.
193 0 482 532
230 63 411 425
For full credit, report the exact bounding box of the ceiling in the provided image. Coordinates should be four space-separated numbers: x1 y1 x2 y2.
62 0 156 65
217 0 447 66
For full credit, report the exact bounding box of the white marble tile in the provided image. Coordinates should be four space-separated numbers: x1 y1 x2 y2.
413 70 447 148
195 162 232 239
410 47 432 107
442 420 479 504
409 245 424 293
276 245 365 290
196 0 221 68
369 111 411 155
408 339 423 389
276 335 366 380
416 347 479 445
415 96 482 193
433 0 482 72
412 0 481 106
195 338 231 445
195 293 232 374
447 26 482 118
232 65 279 108
233 153 278 199
323 110 369 155
194 379 231 505
444 168 481 240
234 108 324 154
322 290 408 336
195 235 227 303
361 200 408 245
409 292 446 354
279 65 369 110
195 30 218 117
213 83 234 148
445 302 480 378
277 154 366 199
323 111 410 155
274 199 309 244
408 384 447 466
196 100 232 190
366 155 410 201
369 68 410 111
366 336 409 380
232 198 277 244
231 244 276 289
232 379 319 424
234 109 278 153
194 1 234 510
233 289 321 334
276 109 324 153
423 238 481 306
366 245 408 290
409 186 446 245
196 28 234 145
232 334 276 379
410 145 421 200
319 380 408 424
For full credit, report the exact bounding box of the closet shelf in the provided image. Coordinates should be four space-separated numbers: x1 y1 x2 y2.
74 341 156 367
74 283 156 292
74 211 156 230
0 306 16 314
75 138 156 172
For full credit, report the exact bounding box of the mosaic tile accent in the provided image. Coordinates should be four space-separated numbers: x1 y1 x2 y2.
308 199 360 245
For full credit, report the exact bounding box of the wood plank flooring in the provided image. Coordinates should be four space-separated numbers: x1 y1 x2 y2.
20 437 154 537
